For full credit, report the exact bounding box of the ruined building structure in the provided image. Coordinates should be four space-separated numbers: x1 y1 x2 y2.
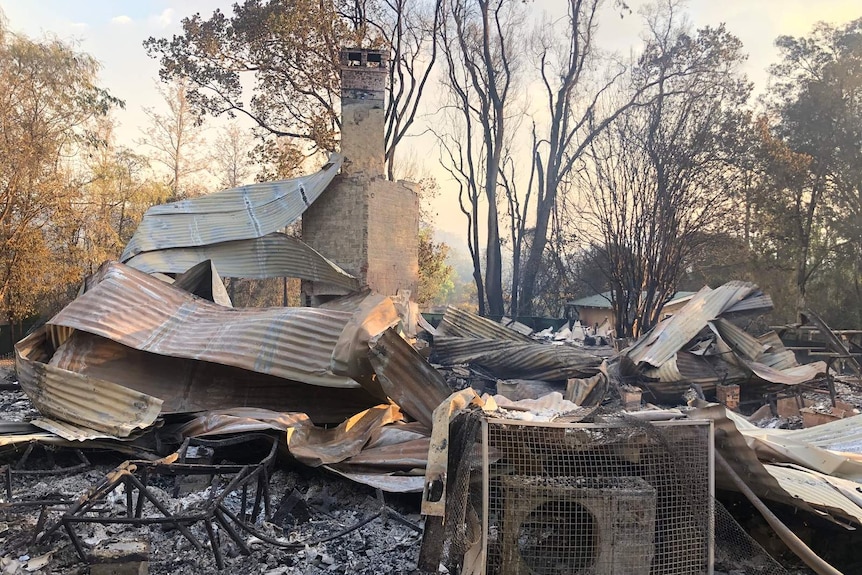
302 49 419 305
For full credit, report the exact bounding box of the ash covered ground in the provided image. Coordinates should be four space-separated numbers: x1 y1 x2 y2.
0 360 423 575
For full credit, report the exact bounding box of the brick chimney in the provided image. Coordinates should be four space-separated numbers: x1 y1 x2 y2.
339 49 387 176
301 48 418 305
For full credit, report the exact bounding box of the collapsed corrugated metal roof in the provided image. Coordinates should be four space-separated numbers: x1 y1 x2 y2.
125 232 359 291
690 402 862 527
432 336 602 381
50 261 358 389
625 282 769 368
121 154 343 261
623 281 822 401
47 330 379 423
436 306 532 342
15 326 163 438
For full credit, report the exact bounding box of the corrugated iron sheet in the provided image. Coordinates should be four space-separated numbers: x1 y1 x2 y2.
437 306 532 342
286 404 404 467
368 329 452 428
49 262 357 389
48 330 379 423
432 336 602 381
625 282 766 369
125 233 359 291
170 259 232 307
15 327 163 438
691 402 862 526
726 410 862 480
121 154 343 261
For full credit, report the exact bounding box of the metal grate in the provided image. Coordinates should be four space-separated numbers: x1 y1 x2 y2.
480 418 714 575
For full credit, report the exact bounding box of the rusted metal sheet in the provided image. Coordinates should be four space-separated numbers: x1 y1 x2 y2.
49 262 357 389
121 154 343 261
286 404 404 466
437 306 532 342
432 336 602 381
49 331 379 423
15 327 163 438
625 282 767 369
125 233 359 291
176 409 311 437
368 329 453 428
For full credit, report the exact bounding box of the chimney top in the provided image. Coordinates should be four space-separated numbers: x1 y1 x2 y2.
340 48 388 70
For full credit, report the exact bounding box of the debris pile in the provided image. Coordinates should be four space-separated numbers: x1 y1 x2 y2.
2 157 862 573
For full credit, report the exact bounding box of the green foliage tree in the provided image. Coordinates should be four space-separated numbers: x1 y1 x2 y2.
758 18 862 322
0 22 121 324
417 227 454 308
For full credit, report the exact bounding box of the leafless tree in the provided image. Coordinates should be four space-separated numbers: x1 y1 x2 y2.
436 0 522 317
577 5 750 337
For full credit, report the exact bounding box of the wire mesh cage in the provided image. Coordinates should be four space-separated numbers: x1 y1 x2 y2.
478 418 714 575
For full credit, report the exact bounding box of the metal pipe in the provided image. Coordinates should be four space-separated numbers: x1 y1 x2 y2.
714 451 843 575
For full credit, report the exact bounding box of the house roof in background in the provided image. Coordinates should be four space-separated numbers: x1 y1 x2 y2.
567 291 697 309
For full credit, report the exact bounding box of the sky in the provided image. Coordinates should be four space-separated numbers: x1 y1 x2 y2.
0 0 860 237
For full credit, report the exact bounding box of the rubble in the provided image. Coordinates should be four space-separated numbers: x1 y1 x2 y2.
3 152 862 573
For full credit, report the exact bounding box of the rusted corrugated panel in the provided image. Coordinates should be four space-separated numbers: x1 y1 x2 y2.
49 262 357 389
125 233 359 291
286 404 404 466
30 418 147 442
437 306 532 342
177 409 313 437
369 329 452 428
626 282 766 369
121 155 343 261
49 331 379 423
432 336 602 381
15 327 163 438
640 352 749 401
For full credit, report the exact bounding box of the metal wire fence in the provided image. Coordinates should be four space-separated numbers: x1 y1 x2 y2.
480 418 713 575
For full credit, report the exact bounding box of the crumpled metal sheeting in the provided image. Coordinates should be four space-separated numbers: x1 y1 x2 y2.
330 292 401 400
286 404 405 467
436 306 532 342
708 318 828 385
121 154 343 261
15 327 163 438
170 259 232 307
49 262 357 389
725 409 862 481
625 281 767 369
175 409 311 437
323 467 425 493
368 329 453 428
691 403 862 527
30 418 152 442
432 335 602 382
49 331 379 423
125 233 359 291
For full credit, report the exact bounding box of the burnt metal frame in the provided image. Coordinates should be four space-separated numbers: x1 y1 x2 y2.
38 434 277 570
2 443 90 502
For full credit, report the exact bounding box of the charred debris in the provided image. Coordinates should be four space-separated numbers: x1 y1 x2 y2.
1 157 862 574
